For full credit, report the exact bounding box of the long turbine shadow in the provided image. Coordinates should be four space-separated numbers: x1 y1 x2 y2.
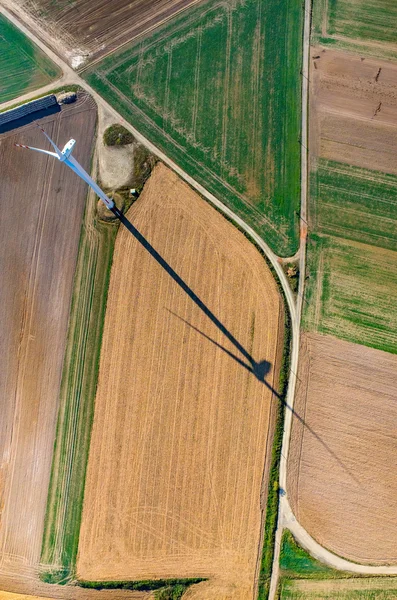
117 212 360 486
166 308 361 487
118 212 270 381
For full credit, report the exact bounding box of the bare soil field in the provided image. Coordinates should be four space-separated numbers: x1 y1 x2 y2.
0 93 96 580
310 47 397 175
288 333 397 564
77 163 284 598
9 0 202 66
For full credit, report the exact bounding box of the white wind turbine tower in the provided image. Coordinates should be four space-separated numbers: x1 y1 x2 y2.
15 124 121 217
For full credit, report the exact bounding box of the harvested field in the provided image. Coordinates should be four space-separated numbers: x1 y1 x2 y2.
0 14 60 103
303 234 397 353
77 163 284 598
281 578 397 599
0 576 151 600
0 93 96 580
82 0 303 256
310 160 397 251
9 0 202 65
288 333 397 564
310 48 397 175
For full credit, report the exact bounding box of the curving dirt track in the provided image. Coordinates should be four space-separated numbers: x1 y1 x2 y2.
0 93 96 580
288 333 397 564
77 163 284 598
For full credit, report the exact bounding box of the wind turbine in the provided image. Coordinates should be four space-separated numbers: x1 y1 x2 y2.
15 124 121 217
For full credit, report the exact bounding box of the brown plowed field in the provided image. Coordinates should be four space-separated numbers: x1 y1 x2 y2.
12 0 202 65
310 47 397 174
288 333 397 564
77 163 284 598
0 93 96 579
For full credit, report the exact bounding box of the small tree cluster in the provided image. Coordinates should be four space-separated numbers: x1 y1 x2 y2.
103 124 135 146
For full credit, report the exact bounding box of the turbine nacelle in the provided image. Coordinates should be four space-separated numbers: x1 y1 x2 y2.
15 125 115 211
61 138 76 159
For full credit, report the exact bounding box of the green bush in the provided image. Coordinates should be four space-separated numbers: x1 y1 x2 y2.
103 124 135 146
78 577 203 592
155 584 187 599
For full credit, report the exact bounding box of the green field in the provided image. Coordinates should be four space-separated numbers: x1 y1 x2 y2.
312 0 397 59
82 0 303 256
0 14 60 103
311 160 397 251
41 189 118 582
304 159 397 353
303 234 397 354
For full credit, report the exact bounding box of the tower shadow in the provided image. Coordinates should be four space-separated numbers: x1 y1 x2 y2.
117 211 360 485
118 211 270 381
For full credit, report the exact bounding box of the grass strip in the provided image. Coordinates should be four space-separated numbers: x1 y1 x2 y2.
279 531 343 580
40 188 119 583
257 285 291 600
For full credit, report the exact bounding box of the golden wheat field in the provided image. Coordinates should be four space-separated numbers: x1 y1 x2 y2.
77 163 284 598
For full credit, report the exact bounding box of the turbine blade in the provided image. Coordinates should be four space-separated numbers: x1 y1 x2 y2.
35 123 63 158
14 143 59 158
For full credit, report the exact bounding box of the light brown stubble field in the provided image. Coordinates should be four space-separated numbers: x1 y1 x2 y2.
288 333 397 564
0 94 96 580
77 163 284 599
310 47 397 174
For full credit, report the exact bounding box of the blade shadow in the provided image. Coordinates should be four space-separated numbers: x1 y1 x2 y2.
166 308 361 487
